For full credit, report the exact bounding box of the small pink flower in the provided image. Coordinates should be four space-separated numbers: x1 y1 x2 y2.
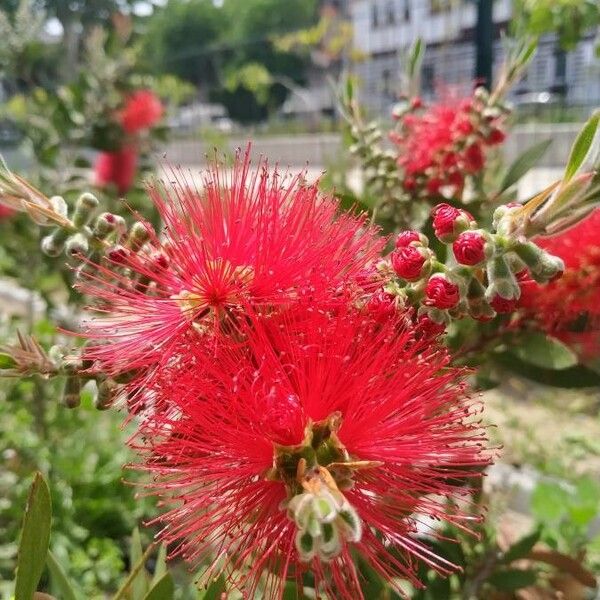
432 203 473 242
395 230 421 248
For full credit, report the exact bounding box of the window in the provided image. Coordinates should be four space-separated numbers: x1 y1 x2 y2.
382 68 393 97
422 63 435 94
371 3 379 28
385 0 396 25
403 0 411 21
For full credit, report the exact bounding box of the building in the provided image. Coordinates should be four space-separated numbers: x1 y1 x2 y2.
350 0 600 116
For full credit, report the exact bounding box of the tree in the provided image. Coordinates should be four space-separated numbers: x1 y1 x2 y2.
141 0 225 86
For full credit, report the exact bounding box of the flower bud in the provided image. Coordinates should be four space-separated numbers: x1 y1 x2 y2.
93 212 119 237
486 127 506 145
49 195 68 218
62 376 81 408
41 228 69 257
391 246 430 281
513 241 564 283
128 221 153 252
485 255 520 309
72 193 99 227
425 274 460 309
366 290 397 322
489 294 517 314
395 230 425 248
432 203 474 243
96 378 119 410
65 233 89 257
107 245 130 264
453 231 488 266
416 312 447 338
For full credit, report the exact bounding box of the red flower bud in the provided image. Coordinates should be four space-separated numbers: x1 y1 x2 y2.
486 127 506 145
432 203 473 242
416 314 446 339
107 245 129 264
427 177 443 195
395 230 421 248
411 96 423 109
403 176 416 191
425 275 460 309
366 290 397 323
391 246 427 281
490 294 517 314
464 143 485 173
453 231 486 266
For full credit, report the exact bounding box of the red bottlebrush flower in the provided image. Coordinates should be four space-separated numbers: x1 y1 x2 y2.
425 274 460 309
453 231 486 266
490 294 517 314
120 89 163 134
80 150 385 376
391 246 427 281
365 289 397 322
463 143 484 173
432 203 473 242
395 230 421 248
134 306 489 599
94 146 138 195
517 210 600 357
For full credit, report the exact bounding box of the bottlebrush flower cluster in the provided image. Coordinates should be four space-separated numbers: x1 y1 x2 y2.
517 209 600 358
390 88 507 199
73 153 493 598
93 89 163 195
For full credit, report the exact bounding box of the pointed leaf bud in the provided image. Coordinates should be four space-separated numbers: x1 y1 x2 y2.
41 228 69 257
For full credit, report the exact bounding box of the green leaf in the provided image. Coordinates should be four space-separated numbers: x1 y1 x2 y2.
408 38 424 78
15 472 52 600
0 352 17 369
564 111 600 182
487 568 537 591
499 139 552 193
501 528 542 564
46 551 81 600
142 573 173 600
150 544 167 587
130 528 148 600
509 332 577 370
495 351 600 387
198 575 226 599
531 482 569 523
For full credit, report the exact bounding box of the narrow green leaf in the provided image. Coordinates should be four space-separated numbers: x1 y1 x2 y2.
150 544 167 587
501 529 542 564
509 332 578 370
46 551 81 600
487 568 537 591
15 472 52 600
130 528 148 600
564 111 600 182
408 38 424 78
499 139 552 193
142 573 173 600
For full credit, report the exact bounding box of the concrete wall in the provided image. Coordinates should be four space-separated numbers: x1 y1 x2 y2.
162 123 582 169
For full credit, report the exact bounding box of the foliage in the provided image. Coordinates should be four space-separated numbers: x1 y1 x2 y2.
513 0 600 51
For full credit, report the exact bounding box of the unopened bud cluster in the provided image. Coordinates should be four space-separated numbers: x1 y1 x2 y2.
377 202 564 329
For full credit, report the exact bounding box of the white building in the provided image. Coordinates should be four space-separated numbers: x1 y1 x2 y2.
350 0 600 115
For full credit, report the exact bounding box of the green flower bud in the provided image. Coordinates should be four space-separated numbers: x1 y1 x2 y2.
72 193 99 227
65 233 89 257
41 228 69 257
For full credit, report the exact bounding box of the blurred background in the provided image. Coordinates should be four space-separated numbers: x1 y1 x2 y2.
1 1 600 599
